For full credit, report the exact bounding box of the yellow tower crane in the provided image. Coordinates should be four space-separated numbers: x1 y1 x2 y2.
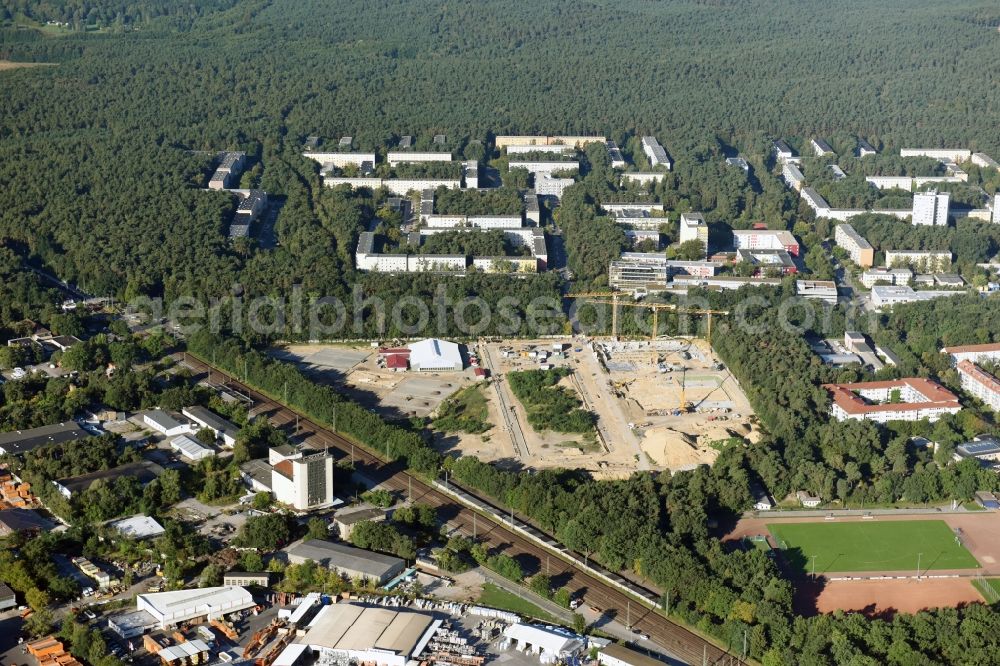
566 292 729 342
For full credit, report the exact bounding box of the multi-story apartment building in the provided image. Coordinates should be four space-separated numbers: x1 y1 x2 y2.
732 229 800 256
834 224 875 267
824 379 962 424
956 361 1000 412
912 190 950 226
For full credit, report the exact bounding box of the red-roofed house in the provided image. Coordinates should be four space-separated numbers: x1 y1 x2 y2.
385 354 409 371
941 342 1000 365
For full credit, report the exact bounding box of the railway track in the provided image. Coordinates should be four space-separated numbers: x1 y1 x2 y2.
182 354 745 666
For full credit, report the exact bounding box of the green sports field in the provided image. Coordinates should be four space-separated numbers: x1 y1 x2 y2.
768 520 979 574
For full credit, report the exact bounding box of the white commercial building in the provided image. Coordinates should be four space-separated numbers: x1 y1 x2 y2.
870 285 962 310
912 190 950 226
463 160 479 189
285 603 440 666
271 448 335 511
182 405 241 447
143 410 189 437
599 643 667 666
110 515 165 540
860 267 913 288
796 280 838 304
136 586 254 630
407 338 462 371
773 139 797 163
606 141 626 168
640 136 671 169
503 624 586 664
857 138 878 157
170 434 215 461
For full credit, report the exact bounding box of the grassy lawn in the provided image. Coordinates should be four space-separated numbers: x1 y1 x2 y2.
432 384 491 433
973 578 1000 603
768 520 978 574
478 583 558 622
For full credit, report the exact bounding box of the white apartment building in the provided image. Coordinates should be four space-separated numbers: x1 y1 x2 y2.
834 224 875 267
303 152 377 169
912 190 950 226
640 136 671 169
885 250 951 272
900 148 971 162
957 361 1000 412
825 379 962 424
606 141 626 168
811 138 834 156
620 172 665 185
535 173 575 198
972 153 1000 170
506 144 574 155
732 229 799 256
463 161 478 189
941 342 1000 365
857 139 877 158
679 213 709 254
386 151 453 166
860 267 912 288
271 449 335 511
509 160 579 176
773 140 796 163
781 163 805 191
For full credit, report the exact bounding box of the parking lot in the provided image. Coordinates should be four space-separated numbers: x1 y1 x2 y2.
380 375 464 418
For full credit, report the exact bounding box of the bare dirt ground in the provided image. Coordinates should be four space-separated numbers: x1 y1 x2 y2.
806 578 984 616
0 60 54 71
273 343 476 418
432 337 757 477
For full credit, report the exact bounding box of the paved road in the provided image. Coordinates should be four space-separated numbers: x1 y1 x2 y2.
179 353 744 666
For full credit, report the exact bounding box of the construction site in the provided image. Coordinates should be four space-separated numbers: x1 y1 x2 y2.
441 333 758 477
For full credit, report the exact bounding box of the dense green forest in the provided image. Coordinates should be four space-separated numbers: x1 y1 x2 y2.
1 0 999 315
4 0 1000 661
